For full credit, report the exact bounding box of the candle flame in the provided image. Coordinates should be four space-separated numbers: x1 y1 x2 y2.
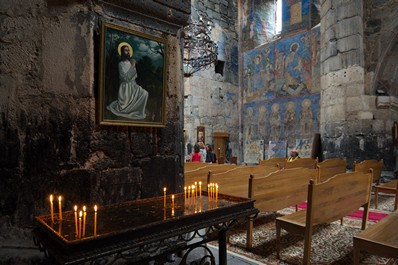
83 205 86 212
79 211 83 218
50 194 53 202
74 205 77 211
94 205 97 212
163 187 166 192
58 196 62 202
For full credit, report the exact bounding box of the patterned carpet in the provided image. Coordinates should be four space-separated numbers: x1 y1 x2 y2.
211 194 397 265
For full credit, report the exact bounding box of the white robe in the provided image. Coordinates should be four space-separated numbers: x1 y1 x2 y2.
107 60 148 119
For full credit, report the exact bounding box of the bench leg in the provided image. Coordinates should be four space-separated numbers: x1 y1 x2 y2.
246 217 254 249
375 187 379 209
353 238 360 265
275 220 281 259
303 226 313 265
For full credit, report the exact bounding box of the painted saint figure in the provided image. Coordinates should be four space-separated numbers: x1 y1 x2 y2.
107 42 148 119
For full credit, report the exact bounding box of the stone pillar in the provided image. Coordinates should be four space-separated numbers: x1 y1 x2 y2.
320 0 368 167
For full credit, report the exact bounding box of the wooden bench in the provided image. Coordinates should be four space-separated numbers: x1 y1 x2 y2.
275 170 373 265
184 163 239 187
259 157 286 167
353 209 398 264
353 159 384 185
375 178 398 210
208 165 280 198
278 157 318 170
247 167 318 249
317 158 347 183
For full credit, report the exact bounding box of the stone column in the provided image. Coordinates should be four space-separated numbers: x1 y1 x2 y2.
320 0 369 166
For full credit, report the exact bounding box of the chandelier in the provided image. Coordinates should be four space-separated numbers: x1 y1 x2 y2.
182 17 218 77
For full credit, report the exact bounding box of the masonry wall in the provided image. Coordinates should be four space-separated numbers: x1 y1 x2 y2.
0 0 186 241
320 0 398 169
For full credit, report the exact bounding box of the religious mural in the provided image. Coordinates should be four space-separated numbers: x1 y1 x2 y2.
243 94 320 156
241 0 276 51
282 0 311 36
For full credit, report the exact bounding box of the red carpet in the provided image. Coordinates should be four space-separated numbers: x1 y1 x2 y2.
297 202 389 222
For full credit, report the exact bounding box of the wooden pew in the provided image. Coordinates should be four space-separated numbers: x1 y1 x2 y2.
278 157 318 170
275 170 373 265
375 178 398 210
259 157 286 167
316 158 347 183
247 168 318 249
353 159 384 185
184 163 239 187
353 209 398 264
184 162 207 172
208 165 280 198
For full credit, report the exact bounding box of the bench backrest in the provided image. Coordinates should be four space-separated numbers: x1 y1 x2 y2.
259 157 287 168
184 162 206 171
249 168 318 212
279 157 318 170
209 166 280 198
353 159 384 184
184 164 239 186
308 170 372 226
317 158 347 183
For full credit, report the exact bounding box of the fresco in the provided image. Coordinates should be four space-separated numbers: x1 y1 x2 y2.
241 0 276 51
244 44 275 103
295 138 312 158
244 140 265 164
282 0 311 36
243 94 320 147
268 140 287 158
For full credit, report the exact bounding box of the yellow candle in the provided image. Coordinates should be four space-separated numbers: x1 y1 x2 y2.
172 195 175 208
83 206 86 237
195 181 198 197
78 211 82 239
184 186 187 200
74 205 78 236
163 187 167 207
199 181 202 198
50 195 54 223
94 205 97 236
58 196 62 220
216 183 219 202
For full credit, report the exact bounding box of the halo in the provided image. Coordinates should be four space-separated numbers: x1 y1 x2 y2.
117 42 133 57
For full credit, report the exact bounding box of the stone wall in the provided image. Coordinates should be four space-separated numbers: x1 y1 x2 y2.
0 0 187 230
183 0 241 161
320 0 398 169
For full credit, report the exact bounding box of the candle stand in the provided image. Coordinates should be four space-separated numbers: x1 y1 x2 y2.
33 192 258 265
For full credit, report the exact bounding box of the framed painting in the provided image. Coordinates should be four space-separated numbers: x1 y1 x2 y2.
197 126 205 145
98 21 167 127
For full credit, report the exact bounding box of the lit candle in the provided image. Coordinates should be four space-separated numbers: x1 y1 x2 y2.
195 181 198 197
199 181 202 198
172 194 175 208
74 205 78 236
83 206 86 237
216 183 219 202
58 196 62 220
78 211 82 239
184 186 187 202
94 205 97 236
50 195 54 223
163 187 167 208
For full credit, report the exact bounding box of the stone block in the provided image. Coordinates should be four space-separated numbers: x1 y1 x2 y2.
337 34 362 53
322 55 342 74
336 16 363 39
346 96 363 112
345 83 363 97
320 41 337 62
336 1 361 21
320 0 332 19
358 111 374 120
340 50 364 69
323 26 336 43
372 119 385 134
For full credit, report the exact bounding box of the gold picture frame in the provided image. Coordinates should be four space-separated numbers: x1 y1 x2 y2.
98 21 166 127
